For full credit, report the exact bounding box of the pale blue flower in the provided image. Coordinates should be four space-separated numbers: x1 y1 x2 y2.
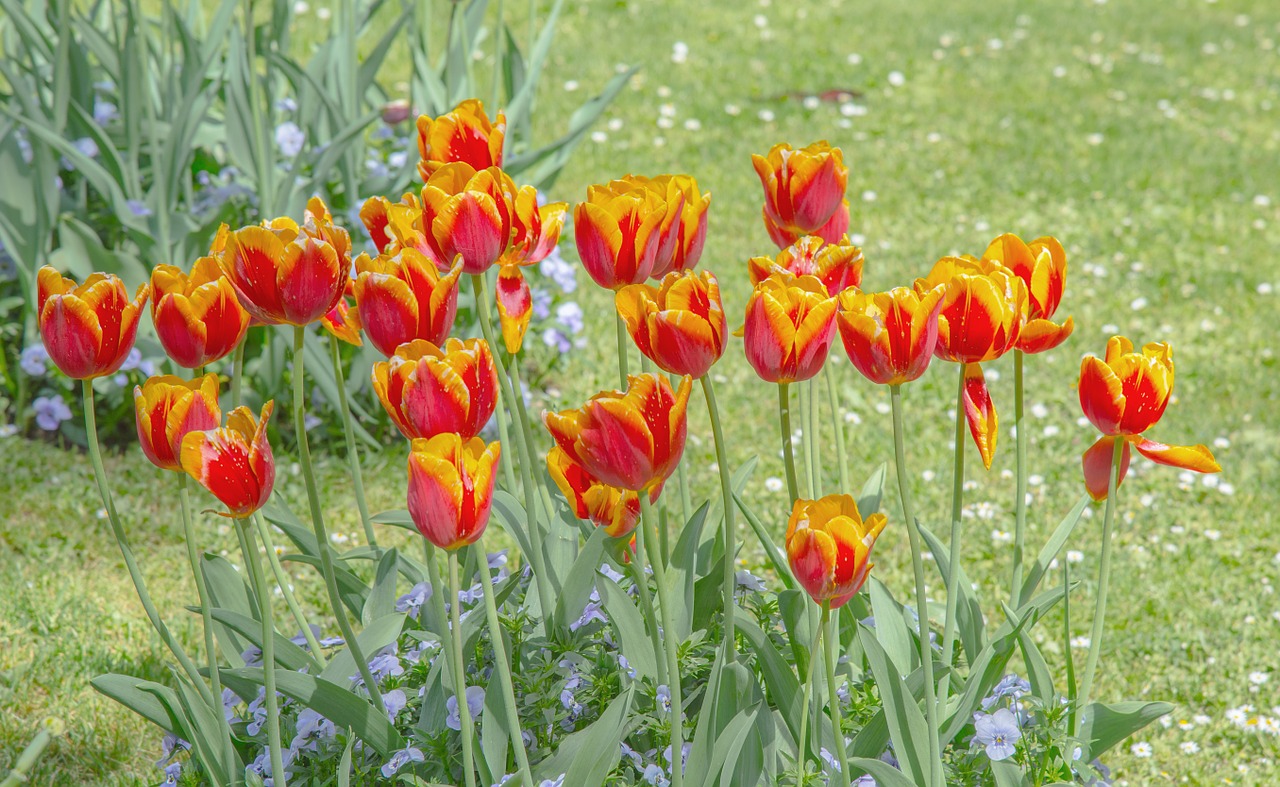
367 651 404 682
446 685 485 730
396 581 433 618
820 747 843 772
539 776 566 787
736 569 767 592
120 348 142 371
542 328 571 354
290 708 335 753
643 763 669 786
126 200 152 218
531 287 552 319
656 685 672 713
981 673 1031 711
275 97 298 113
73 137 99 159
20 346 48 376
93 100 119 125
556 302 584 334
382 688 407 721
388 151 408 169
972 708 1021 761
155 733 190 766
275 122 305 157
599 563 626 583
32 396 72 431
538 249 577 293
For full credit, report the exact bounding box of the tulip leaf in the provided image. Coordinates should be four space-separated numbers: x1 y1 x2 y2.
736 615 803 746
849 758 920 787
200 553 255 668
489 491 537 579
858 622 932 785
363 547 400 626
209 607 319 672
598 575 658 681
732 490 795 589
869 578 915 677
857 462 888 519
170 677 236 785
1081 701 1174 759
703 704 761 787
320 612 406 684
552 527 609 636
1019 494 1089 603
919 522 987 660
480 655 511 780
666 501 711 641
992 758 1031 787
939 613 1026 747
539 686 634 787
91 674 185 738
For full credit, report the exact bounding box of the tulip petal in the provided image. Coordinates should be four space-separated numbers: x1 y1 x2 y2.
1017 316 1074 355
1081 435 1132 501
495 266 532 354
1078 355 1125 435
1131 437 1221 474
961 363 999 469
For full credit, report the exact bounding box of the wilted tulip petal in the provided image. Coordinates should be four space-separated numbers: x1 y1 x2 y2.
495 267 533 355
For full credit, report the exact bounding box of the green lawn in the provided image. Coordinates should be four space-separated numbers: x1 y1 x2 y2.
4 0 1280 783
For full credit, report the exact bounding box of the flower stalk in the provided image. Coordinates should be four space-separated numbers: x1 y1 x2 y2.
640 495 684 787
237 518 287 787
701 375 737 660
822 602 850 787
938 363 968 709
178 474 223 706
255 515 327 666
328 333 376 548
1010 350 1028 606
777 383 799 503
476 537 534 784
447 551 478 787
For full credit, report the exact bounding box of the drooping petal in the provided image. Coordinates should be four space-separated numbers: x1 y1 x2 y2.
1081 435 1132 501
1131 437 1220 474
495 266 532 354
962 363 999 470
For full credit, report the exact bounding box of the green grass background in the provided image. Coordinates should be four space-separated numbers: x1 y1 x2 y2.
3 0 1280 783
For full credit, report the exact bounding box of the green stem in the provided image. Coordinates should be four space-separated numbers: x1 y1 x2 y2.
641 496 684 787
822 603 850 787
807 378 823 498
291 326 383 709
328 334 376 548
1063 559 1078 734
447 551 478 787
178 475 223 704
476 536 534 784
777 383 799 504
798 381 815 499
0 727 57 787
672 371 693 526
824 364 851 493
1011 350 1028 607
890 384 941 786
1075 437 1125 739
255 514 327 667
614 312 630 390
491 0 505 108
628 541 670 687
795 615 824 780
423 541 453 671
237 519 286 787
938 364 968 712
469 274 556 636
701 376 736 661
493 382 519 493
230 337 246 409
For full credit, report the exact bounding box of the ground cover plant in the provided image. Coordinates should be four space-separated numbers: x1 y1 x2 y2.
3 0 1278 785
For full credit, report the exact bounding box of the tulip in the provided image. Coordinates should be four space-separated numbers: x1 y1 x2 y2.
615 270 726 379
573 180 669 289
494 187 568 353
417 163 516 275
360 193 422 255
762 200 850 250
983 233 1074 354
151 253 251 369
371 338 498 440
407 433 501 550
631 175 711 278
416 99 506 180
134 374 222 472
180 402 276 518
752 141 848 242
1078 336 1220 500
749 235 864 297
739 270 837 384
221 216 347 326
38 267 150 379
546 446 642 538
353 248 461 357
544 373 691 494
785 494 887 609
836 285 945 386
321 294 363 346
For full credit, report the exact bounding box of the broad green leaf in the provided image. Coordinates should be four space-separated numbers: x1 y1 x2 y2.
209 608 319 672
480 663 511 781
90 674 184 736
919 522 986 661
201 553 255 668
598 576 658 681
732 489 794 589
992 759 1031 787
667 501 711 641
1081 701 1174 759
490 491 536 572
857 463 888 519
320 612 407 684
1019 494 1089 603
858 623 933 785
363 547 400 626
849 757 920 787
869 578 914 677
171 678 235 785
552 527 608 635
553 687 634 787
736 616 802 746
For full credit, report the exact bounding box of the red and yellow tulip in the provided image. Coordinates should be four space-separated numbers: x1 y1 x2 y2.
180 402 276 518
494 186 568 353
372 338 498 440
360 193 421 255
739 270 838 384
1078 336 1220 500
762 200 850 250
615 270 727 379
151 253 251 369
752 141 848 245
38 267 149 380
321 293 363 346
418 163 516 275
353 248 461 357
544 373 691 494
749 235 864 297
836 285 945 386
416 99 506 180
407 433 501 550
221 215 347 327
134 374 222 472
633 175 711 278
983 233 1074 354
573 180 668 289
547 446 643 539
785 494 887 609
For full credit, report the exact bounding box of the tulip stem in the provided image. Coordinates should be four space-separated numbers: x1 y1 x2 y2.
291 326 384 710
798 382 815 499
938 364 968 713
1075 437 1125 740
493 384 519 493
423 541 457 677
824 364 851 493
230 337 246 408
237 518 288 787
1010 349 1028 608
701 376 737 661
469 274 556 637
822 603 850 787
641 496 684 787
890 384 941 786
476 536 534 784
614 312 630 390
178 475 223 704
777 383 799 504
1062 559 1079 734
795 610 824 779
807 379 823 498
328 334 376 549
447 551 479 787
255 514 327 667
627 542 670 687
672 373 693 527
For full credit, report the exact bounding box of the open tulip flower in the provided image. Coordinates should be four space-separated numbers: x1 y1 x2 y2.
544 372 691 494
372 338 498 440
353 248 461 357
629 175 711 278
180 401 276 518
837 285 945 386
151 252 251 369
547 446 644 539
416 98 506 180
786 494 887 609
221 216 347 327
573 179 669 289
360 193 422 255
494 187 568 353
615 270 727 379
134 374 222 472
1078 336 1220 500
752 141 848 244
983 233 1074 354
739 270 838 384
418 163 517 275
915 256 1028 469
38 266 150 380
407 433 501 550
749 234 864 297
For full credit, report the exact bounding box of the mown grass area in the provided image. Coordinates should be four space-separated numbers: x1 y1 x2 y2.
4 0 1280 783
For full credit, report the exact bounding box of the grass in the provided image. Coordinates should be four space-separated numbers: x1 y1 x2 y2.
4 0 1280 783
